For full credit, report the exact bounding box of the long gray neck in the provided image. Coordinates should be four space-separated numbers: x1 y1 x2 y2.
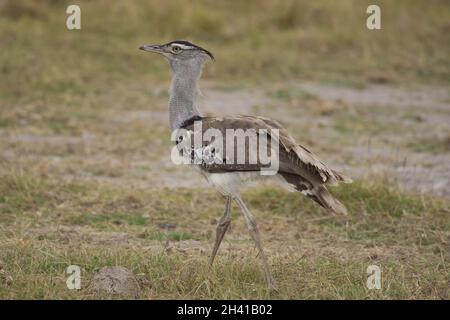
168 59 205 130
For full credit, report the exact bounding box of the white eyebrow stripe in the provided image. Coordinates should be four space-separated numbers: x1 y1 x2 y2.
172 43 195 50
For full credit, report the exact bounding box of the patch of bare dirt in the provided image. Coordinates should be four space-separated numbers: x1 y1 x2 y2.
297 83 449 111
289 83 450 197
145 83 450 197
201 88 268 116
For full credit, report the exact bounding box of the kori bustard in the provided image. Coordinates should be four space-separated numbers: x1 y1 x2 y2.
139 40 352 290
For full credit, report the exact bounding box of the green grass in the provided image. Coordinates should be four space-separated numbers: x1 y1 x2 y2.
67 212 149 227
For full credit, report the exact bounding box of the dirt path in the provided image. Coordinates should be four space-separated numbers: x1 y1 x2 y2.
1 82 449 197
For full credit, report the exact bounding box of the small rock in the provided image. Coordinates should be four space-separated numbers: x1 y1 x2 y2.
91 266 141 298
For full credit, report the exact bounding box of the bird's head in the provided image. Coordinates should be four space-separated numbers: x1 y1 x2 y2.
139 40 214 65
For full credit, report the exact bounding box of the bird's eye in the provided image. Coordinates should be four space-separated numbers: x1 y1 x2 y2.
172 46 181 53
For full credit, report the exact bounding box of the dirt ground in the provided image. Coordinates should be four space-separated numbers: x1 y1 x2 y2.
9 82 444 195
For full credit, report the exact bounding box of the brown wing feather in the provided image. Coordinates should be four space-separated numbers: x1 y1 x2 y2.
182 115 351 185
255 116 351 185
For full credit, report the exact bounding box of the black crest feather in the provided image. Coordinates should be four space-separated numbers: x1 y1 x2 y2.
166 40 215 61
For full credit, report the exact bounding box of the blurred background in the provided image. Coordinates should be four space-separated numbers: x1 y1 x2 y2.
0 0 449 299
1 0 449 89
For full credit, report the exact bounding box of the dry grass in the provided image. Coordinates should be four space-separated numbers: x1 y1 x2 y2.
0 172 448 299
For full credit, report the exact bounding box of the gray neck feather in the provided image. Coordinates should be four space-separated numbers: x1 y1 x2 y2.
168 58 205 130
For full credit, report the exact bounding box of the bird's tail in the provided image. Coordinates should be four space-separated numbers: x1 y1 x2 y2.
308 185 348 215
332 170 353 184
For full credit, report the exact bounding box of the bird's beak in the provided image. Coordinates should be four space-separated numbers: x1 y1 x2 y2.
139 44 164 54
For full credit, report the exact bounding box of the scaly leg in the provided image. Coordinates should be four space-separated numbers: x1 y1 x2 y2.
235 195 278 290
209 196 232 266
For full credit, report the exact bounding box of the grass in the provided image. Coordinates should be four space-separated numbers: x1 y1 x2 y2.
0 0 449 299
406 136 450 155
0 172 448 299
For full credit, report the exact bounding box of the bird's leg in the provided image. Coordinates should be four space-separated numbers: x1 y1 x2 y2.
235 195 278 291
209 196 232 267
